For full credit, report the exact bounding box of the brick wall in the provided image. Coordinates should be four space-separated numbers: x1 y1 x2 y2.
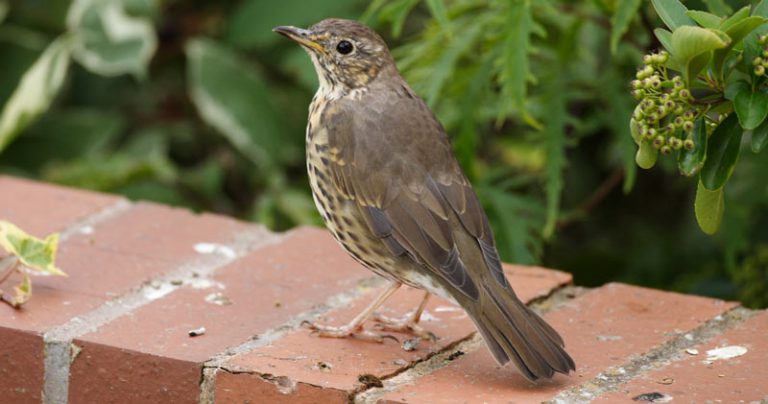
0 175 766 403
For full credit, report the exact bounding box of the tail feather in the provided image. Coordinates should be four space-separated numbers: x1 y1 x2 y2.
468 284 575 381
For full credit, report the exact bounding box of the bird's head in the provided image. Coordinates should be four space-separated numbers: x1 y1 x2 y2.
273 19 396 92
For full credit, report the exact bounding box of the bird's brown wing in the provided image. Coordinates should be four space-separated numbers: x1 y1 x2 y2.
322 87 511 301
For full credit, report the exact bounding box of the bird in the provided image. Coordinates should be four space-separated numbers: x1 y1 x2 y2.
273 18 575 381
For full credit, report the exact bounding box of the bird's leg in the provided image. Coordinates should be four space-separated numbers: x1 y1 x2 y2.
372 291 436 341
302 281 401 342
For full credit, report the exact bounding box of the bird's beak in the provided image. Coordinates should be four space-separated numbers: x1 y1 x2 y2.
273 26 326 54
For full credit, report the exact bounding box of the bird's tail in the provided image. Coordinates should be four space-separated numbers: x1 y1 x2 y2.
466 283 575 381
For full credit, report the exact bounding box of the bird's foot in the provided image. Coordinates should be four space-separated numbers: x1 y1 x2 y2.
301 320 399 343
372 312 437 341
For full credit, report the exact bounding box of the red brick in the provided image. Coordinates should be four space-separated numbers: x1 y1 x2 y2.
1 202 253 334
596 310 768 403
69 228 370 402
1 202 255 402
68 342 200 404
0 175 120 237
380 283 737 403
215 265 571 400
215 371 348 404
0 327 43 404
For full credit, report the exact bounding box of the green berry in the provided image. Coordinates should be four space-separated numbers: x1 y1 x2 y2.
660 145 672 155
679 89 691 100
631 80 643 89
669 138 683 150
653 135 665 148
644 54 653 65
683 110 695 120
674 116 684 127
683 121 694 132
633 89 645 99
636 141 658 169
683 139 695 151
754 57 762 66
756 65 766 76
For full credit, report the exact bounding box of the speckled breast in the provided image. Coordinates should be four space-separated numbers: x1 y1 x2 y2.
305 95 399 281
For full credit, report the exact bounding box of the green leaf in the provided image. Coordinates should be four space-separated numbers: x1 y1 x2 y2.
742 2 768 72
713 16 767 78
734 88 768 130
226 0 359 48
425 0 450 32
678 118 708 176
654 28 673 51
186 38 285 169
703 0 732 16
700 114 743 190
694 180 724 235
0 109 125 171
651 0 695 31
610 0 642 54
0 37 71 153
0 221 65 276
670 26 729 84
719 6 751 32
751 117 768 153
686 11 722 28
499 0 539 128
541 19 577 239
0 1 8 25
424 24 482 105
67 0 157 78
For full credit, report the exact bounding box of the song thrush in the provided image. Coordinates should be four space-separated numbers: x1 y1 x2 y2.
274 19 575 381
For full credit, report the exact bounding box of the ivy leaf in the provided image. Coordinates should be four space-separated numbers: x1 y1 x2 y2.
0 221 66 276
186 38 285 170
67 0 157 78
678 118 708 176
610 0 642 54
0 37 71 153
651 0 695 31
700 114 743 190
734 88 768 130
694 180 724 235
751 118 768 153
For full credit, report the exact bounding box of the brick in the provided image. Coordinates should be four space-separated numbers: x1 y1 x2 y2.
69 228 370 402
596 310 768 403
379 283 737 403
1 202 255 402
68 342 200 404
0 175 120 237
0 328 43 404
214 371 348 404
215 265 571 401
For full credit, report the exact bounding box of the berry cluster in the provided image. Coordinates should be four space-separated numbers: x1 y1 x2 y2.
751 34 768 76
630 51 700 156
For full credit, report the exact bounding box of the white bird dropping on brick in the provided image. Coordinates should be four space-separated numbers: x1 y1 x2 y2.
705 345 747 361
194 242 236 259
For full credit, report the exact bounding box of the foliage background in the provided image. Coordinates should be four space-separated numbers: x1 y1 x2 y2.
0 0 765 307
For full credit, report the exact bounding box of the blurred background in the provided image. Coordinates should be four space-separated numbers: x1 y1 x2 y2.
0 0 765 307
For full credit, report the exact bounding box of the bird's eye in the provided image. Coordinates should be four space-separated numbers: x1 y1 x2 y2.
336 40 354 55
